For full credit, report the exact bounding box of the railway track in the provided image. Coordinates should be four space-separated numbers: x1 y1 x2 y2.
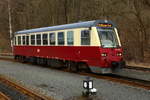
0 92 10 100
125 66 150 72
31 63 150 90
78 72 150 90
0 75 53 100
0 56 150 91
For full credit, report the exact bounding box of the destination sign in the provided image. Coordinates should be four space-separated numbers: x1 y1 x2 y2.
97 23 112 27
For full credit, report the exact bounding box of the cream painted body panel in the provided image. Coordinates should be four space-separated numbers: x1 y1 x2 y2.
14 27 121 47
90 27 101 46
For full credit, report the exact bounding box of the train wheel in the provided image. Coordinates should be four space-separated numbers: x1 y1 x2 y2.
30 57 37 64
78 63 91 72
18 56 26 63
47 59 52 66
14 55 17 60
21 56 26 63
67 61 78 72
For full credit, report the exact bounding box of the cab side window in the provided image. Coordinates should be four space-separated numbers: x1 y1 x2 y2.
81 30 90 45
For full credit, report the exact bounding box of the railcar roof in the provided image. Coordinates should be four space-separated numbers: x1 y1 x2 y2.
15 20 115 34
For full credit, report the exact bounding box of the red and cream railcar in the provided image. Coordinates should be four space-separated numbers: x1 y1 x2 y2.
13 20 125 73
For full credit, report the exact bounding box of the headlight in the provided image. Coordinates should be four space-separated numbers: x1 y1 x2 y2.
101 53 107 57
117 53 122 56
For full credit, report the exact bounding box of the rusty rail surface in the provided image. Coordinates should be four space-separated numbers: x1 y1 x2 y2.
0 92 10 100
0 75 53 100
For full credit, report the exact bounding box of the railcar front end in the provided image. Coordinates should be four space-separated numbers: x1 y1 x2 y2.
88 23 125 73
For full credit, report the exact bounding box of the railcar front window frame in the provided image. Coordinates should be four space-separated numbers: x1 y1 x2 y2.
97 28 119 48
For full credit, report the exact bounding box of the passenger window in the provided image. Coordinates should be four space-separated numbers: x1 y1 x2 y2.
43 34 48 45
14 37 16 45
49 33 55 45
36 34 41 45
22 36 26 45
26 36 29 45
81 30 90 45
18 36 21 45
31 35 35 45
58 32 64 45
67 31 74 45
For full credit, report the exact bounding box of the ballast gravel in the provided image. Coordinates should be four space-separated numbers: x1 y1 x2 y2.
0 60 149 100
0 81 29 100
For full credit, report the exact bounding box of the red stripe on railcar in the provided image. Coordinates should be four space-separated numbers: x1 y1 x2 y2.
13 46 123 68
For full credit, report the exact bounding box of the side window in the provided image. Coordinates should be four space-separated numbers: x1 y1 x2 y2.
43 34 48 45
67 31 74 45
14 37 16 45
22 36 26 45
31 35 35 45
58 32 64 45
18 36 21 45
49 33 55 45
36 34 41 45
26 36 29 45
81 30 90 45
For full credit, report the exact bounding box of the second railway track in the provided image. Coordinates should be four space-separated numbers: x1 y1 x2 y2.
0 92 10 100
77 72 150 90
0 56 150 91
0 75 53 100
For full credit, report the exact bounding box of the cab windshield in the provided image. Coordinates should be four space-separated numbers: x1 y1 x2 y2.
97 28 119 48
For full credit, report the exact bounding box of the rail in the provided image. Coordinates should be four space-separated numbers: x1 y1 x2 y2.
76 72 150 90
0 92 10 100
125 66 150 72
0 75 53 100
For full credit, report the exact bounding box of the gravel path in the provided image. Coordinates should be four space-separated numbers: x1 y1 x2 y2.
0 60 149 100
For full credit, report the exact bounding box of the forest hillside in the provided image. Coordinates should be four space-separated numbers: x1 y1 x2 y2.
0 0 150 63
